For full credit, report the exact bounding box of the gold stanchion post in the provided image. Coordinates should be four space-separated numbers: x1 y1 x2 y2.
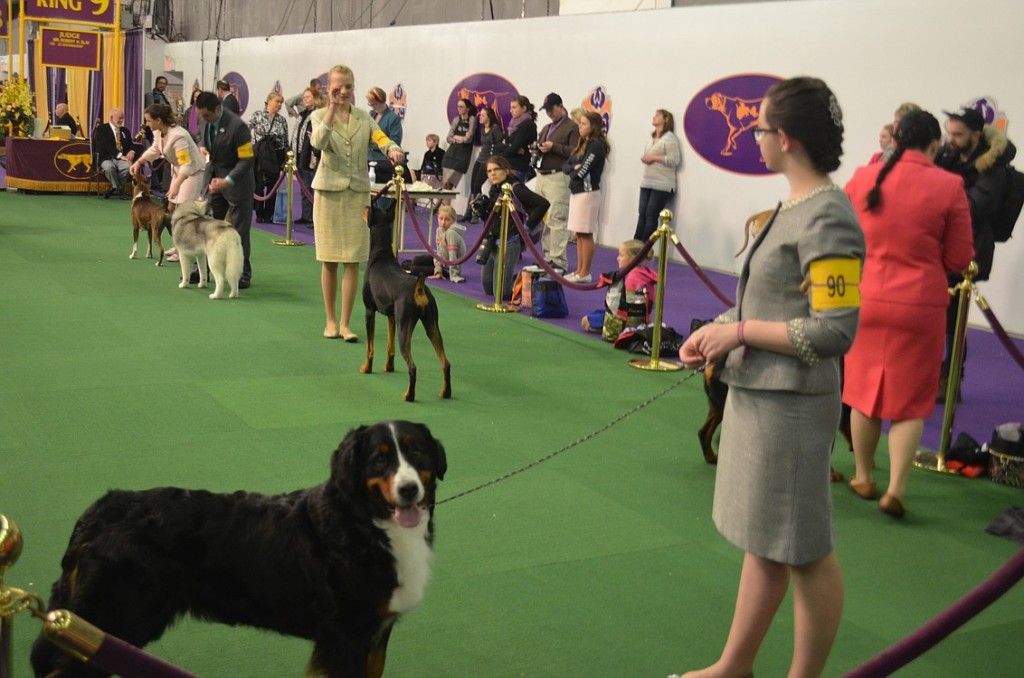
477 183 517 313
392 165 406 257
2 515 45 678
915 261 977 473
272 151 304 247
630 210 683 371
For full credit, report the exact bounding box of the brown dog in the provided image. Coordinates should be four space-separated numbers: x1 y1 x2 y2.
697 359 851 482
129 173 171 265
697 208 851 480
361 205 452 402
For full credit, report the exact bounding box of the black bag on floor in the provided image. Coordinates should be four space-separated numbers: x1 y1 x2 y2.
612 323 684 357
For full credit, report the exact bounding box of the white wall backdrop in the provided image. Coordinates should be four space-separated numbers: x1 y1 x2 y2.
157 0 1024 333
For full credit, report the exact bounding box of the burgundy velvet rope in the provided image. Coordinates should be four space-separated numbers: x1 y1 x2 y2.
509 208 656 292
402 193 493 267
842 547 1024 677
252 171 285 202
977 304 1024 373
88 633 199 678
671 238 735 308
293 172 316 203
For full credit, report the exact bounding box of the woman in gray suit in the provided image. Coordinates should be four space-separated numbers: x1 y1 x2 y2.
310 64 403 341
677 77 864 678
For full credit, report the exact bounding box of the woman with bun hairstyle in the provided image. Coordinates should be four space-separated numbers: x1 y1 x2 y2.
677 77 864 678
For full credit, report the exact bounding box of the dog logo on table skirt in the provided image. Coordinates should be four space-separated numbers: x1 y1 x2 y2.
128 173 172 265
361 205 452 402
30 420 448 678
170 200 244 299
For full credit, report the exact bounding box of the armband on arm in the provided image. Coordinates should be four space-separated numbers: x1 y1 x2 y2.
807 258 861 311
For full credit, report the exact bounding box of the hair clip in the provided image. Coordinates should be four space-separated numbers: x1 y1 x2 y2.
828 94 843 128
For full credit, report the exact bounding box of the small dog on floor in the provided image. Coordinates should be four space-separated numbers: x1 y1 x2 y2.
30 420 447 678
361 204 452 402
128 173 171 265
170 200 243 299
697 357 851 482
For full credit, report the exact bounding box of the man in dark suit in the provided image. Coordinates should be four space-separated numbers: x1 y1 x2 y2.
53 103 79 137
216 80 241 116
196 91 255 288
93 108 135 199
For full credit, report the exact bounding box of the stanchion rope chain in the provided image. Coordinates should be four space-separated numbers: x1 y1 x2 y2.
437 368 701 505
403 193 495 267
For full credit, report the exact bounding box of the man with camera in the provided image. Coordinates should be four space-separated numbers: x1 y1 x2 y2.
535 93 579 272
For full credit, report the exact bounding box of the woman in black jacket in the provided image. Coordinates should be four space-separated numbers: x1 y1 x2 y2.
563 110 609 283
465 106 505 223
474 155 550 300
501 95 538 183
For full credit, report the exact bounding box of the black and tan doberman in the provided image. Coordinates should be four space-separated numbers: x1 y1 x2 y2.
360 205 452 402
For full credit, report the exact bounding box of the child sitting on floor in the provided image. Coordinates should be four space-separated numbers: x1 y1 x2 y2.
582 239 658 341
428 205 467 283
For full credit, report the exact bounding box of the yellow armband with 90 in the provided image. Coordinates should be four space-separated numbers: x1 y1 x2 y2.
808 258 861 311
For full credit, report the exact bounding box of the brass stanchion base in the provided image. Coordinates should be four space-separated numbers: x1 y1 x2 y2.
913 449 959 474
272 239 306 247
477 303 517 313
629 357 684 372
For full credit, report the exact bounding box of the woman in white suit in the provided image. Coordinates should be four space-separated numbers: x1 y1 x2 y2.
310 64 404 342
131 103 205 205
131 104 207 262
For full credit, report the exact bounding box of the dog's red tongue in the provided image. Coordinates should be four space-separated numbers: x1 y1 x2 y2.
394 504 423 528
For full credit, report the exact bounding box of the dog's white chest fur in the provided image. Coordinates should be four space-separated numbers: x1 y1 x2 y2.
376 518 433 614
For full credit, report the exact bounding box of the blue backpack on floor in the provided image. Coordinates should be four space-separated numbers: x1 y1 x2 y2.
532 277 568 318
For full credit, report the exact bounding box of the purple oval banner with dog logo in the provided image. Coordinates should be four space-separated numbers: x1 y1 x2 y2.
222 71 249 116
447 73 520 141
684 74 782 176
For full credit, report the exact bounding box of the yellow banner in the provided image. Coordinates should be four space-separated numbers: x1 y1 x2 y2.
24 0 118 29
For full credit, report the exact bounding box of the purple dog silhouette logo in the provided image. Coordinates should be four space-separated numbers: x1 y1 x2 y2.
447 73 520 142
684 74 782 175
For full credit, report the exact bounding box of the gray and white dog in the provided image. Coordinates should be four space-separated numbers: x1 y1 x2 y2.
171 200 243 299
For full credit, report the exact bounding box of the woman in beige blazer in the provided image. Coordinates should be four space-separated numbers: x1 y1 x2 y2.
310 64 403 341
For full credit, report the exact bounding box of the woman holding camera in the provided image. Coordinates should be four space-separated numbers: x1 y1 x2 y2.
501 95 538 182
475 155 549 300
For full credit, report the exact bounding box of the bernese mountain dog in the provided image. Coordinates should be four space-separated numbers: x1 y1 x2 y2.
30 420 447 678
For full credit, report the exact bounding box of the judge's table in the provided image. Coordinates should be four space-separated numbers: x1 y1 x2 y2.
3 137 109 193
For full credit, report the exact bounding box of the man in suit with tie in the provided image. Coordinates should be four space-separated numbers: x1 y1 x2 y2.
216 80 241 116
196 91 255 288
94 108 135 199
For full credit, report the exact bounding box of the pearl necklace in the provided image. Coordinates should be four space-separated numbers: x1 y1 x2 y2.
780 182 840 211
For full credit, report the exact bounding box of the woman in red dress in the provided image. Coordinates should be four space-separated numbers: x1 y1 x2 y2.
843 110 974 518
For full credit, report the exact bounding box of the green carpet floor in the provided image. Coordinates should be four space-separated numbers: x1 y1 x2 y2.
1 190 1021 677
